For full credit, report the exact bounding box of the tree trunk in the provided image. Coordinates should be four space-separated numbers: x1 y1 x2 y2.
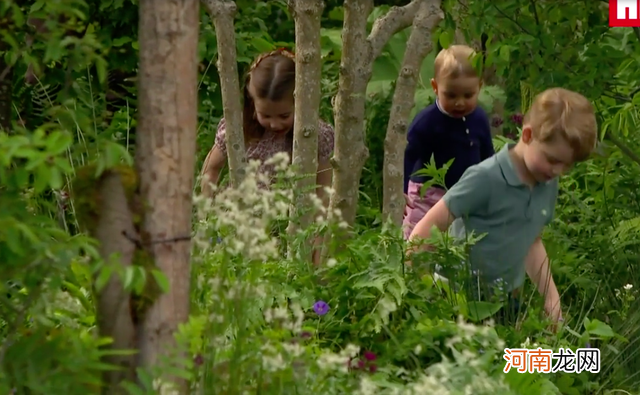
382 0 443 226
287 0 324 234
135 0 199 392
203 0 247 187
330 0 424 228
71 166 139 394
93 170 139 394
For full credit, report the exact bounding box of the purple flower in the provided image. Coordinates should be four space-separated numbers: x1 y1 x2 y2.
510 113 523 126
364 351 376 361
491 115 504 128
194 354 203 366
313 300 329 315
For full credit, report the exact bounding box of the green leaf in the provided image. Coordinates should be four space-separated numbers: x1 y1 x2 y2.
49 167 63 190
585 318 615 338
95 265 114 292
465 301 503 322
33 164 50 193
95 57 108 84
122 266 135 291
151 269 171 293
112 37 132 47
250 37 275 53
4 227 23 255
499 45 511 62
328 6 344 21
438 30 453 49
30 0 45 12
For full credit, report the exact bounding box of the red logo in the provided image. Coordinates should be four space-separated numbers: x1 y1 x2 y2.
610 0 640 27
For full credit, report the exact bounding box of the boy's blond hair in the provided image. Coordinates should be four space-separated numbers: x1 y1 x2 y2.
433 45 480 81
524 88 598 162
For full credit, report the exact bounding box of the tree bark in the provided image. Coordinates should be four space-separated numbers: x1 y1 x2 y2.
382 0 443 226
74 168 138 394
330 0 425 228
135 0 199 392
203 0 247 187
287 0 324 234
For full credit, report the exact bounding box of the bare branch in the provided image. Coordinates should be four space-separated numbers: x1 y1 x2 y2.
202 0 247 186
368 0 423 59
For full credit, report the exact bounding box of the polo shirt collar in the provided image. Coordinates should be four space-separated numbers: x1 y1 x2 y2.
497 143 525 187
498 143 559 188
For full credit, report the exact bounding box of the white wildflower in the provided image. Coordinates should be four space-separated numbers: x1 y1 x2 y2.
282 342 305 358
316 352 349 372
356 376 378 395
152 379 180 395
262 352 286 372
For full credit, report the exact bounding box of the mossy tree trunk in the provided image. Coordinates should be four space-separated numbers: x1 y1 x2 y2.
381 0 443 226
71 166 140 394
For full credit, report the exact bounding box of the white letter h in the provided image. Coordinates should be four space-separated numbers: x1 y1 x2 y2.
618 0 639 19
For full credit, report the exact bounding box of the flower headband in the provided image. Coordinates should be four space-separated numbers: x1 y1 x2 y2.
248 47 296 72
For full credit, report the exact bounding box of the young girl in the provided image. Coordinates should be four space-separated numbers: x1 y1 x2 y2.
200 49 335 264
402 45 495 240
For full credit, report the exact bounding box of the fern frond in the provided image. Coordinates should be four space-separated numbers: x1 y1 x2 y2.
610 216 640 246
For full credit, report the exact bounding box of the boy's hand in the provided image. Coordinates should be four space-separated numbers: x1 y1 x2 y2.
545 299 563 333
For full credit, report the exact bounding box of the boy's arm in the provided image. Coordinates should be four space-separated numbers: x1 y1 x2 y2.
404 115 433 194
524 237 563 324
408 165 491 252
480 132 495 160
408 199 455 249
478 112 495 160
525 181 562 327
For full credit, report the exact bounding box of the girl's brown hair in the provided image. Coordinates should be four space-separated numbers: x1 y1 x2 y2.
243 49 296 145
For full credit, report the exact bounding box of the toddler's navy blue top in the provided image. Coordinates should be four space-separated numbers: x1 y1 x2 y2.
403 102 495 193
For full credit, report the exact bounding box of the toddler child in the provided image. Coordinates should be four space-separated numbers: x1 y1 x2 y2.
403 45 495 240
408 87 598 329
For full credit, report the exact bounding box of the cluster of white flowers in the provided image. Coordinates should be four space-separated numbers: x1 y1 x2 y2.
316 343 360 373
356 318 511 395
152 379 180 395
192 151 349 263
192 153 294 262
262 302 304 333
356 362 511 395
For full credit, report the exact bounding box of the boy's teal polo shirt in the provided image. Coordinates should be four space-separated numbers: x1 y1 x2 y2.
442 143 559 294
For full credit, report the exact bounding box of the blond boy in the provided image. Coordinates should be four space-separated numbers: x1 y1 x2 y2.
408 88 598 327
403 45 494 239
